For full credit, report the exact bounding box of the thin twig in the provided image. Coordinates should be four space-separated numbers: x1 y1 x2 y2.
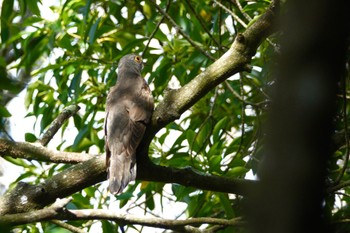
142 0 171 57
149 0 216 61
0 123 14 142
232 0 252 21
213 0 247 28
334 191 350 199
38 105 80 146
218 0 223 54
184 0 222 50
235 74 246 158
224 80 259 107
51 220 88 233
327 180 350 193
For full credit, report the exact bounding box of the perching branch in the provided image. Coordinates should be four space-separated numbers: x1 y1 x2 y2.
0 141 256 215
0 198 245 231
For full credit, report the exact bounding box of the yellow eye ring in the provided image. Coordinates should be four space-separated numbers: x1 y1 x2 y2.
134 56 142 63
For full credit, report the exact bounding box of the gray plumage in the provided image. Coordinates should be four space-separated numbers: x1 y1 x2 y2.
105 54 154 194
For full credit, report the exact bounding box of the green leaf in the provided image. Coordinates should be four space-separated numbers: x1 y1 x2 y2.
72 193 91 209
227 166 249 177
25 133 37 142
213 116 228 142
146 191 155 210
218 193 235 218
57 33 74 50
0 105 11 117
72 126 89 151
101 220 117 233
69 70 82 100
83 0 92 23
84 186 97 197
186 129 199 152
40 104 55 133
208 155 222 172
88 17 101 45
196 120 212 147
0 0 14 42
4 157 31 168
27 0 41 16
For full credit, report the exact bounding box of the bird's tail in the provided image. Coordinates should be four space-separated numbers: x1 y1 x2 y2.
108 151 136 194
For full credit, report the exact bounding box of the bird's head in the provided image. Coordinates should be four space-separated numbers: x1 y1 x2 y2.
117 54 144 76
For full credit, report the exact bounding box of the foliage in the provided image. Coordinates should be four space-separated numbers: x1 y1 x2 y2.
0 0 349 232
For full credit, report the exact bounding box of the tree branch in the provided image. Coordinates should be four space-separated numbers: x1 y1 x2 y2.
38 104 81 146
0 140 255 215
0 139 94 163
213 0 248 28
50 220 88 233
0 198 245 231
327 180 350 193
0 198 71 226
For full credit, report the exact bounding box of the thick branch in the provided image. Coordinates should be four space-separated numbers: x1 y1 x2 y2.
0 198 245 231
138 160 255 195
0 140 255 215
0 155 106 215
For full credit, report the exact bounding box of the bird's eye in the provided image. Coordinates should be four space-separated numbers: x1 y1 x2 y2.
134 56 142 63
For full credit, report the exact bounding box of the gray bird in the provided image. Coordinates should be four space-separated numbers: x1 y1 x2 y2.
105 54 154 194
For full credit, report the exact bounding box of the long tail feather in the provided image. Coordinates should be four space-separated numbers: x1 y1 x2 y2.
108 151 136 194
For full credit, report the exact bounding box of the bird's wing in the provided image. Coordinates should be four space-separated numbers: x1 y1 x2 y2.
105 101 146 194
127 80 154 124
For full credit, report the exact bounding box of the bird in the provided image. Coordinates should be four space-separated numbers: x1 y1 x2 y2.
104 54 154 194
